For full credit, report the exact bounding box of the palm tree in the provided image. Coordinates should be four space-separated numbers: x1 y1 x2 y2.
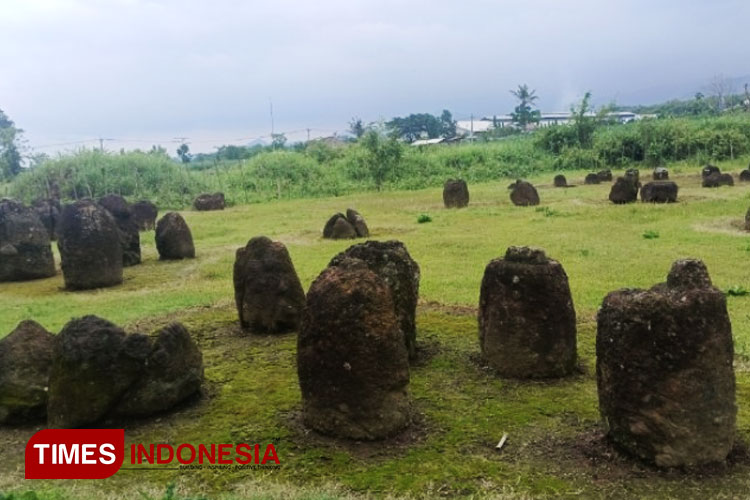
510 84 540 129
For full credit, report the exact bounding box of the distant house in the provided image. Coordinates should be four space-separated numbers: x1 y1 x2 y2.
455 111 650 137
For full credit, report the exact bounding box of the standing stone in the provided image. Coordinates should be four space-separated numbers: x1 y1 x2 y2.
114 323 203 417
596 260 736 467
298 261 410 440
31 198 61 240
47 316 151 428
329 240 420 359
584 173 601 185
478 247 577 378
58 200 122 290
609 177 639 204
193 192 225 211
597 169 613 182
443 179 470 207
719 173 735 186
702 164 720 178
740 169 750 182
0 320 55 423
703 172 734 187
346 208 370 237
322 213 357 239
624 168 641 187
509 181 540 206
0 199 56 282
745 207 750 231
652 167 669 180
233 236 306 333
553 175 568 187
640 181 678 203
98 194 141 267
155 212 195 260
132 200 158 231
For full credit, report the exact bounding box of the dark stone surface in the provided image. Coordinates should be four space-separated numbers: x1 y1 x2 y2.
297 260 411 440
478 246 577 378
584 173 601 185
640 181 678 203
57 200 122 290
609 177 639 204
98 194 141 267
702 164 720 178
652 167 669 180
443 179 470 207
702 172 734 187
596 259 736 467
193 192 225 211
233 236 306 333
132 200 158 231
322 213 357 239
155 212 195 260
346 208 370 237
553 175 567 187
740 169 750 182
0 199 56 282
0 320 55 423
329 240 420 359
597 169 613 182
624 168 641 187
509 180 540 206
31 198 61 240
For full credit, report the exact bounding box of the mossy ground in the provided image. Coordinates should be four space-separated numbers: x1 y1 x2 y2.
1 162 750 499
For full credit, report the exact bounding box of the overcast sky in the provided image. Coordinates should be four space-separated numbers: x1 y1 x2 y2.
1 0 748 153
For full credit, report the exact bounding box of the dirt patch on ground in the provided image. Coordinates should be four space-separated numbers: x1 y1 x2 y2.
692 218 750 237
419 299 477 316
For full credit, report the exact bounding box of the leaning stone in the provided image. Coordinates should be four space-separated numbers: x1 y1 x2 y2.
0 199 56 282
297 261 411 440
114 323 203 417
98 194 141 267
155 212 195 260
479 246 577 378
640 181 678 203
346 208 370 237
58 200 122 290
0 320 55 424
322 213 356 239
509 181 540 206
233 236 306 333
596 259 736 467
329 240 420 359
47 316 151 428
443 179 470 207
609 177 638 204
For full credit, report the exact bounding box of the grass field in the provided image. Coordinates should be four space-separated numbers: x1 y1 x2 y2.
2 163 750 499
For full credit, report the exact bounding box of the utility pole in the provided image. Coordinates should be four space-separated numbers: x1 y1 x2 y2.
99 137 104 151
470 114 474 141
306 128 311 142
269 97 275 136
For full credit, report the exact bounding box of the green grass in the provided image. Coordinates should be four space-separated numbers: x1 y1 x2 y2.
2 165 750 498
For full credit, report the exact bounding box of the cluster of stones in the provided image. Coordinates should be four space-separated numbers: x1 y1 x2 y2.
596 260 735 467
193 192 226 211
479 246 577 378
509 180 540 206
702 165 734 187
0 316 203 427
296 239 420 440
0 199 56 282
443 179 470 207
584 170 612 185
322 209 370 239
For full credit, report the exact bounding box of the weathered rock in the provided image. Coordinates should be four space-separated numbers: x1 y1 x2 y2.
322 213 356 239
346 208 370 237
553 175 568 187
584 173 601 185
746 207 750 231
640 181 678 203
233 236 306 333
703 172 734 187
702 164 720 178
298 261 411 440
31 198 61 240
609 177 639 204
443 179 470 207
329 240 420 359
58 200 123 289
597 169 613 182
596 259 736 467
0 320 55 424
0 199 56 282
509 181 540 206
114 323 203 417
740 169 750 182
624 168 641 187
155 212 195 260
652 167 669 180
98 194 141 267
478 246 577 378
132 200 158 231
193 192 225 211
47 316 151 428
